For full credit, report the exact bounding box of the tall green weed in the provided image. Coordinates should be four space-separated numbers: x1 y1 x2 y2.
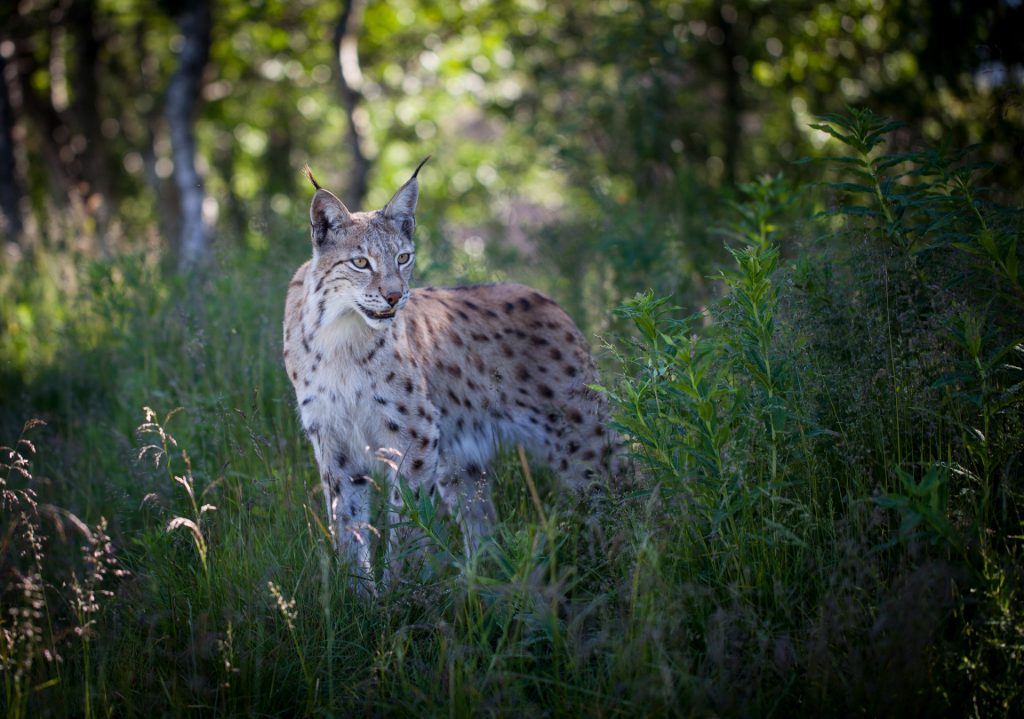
612 109 1023 715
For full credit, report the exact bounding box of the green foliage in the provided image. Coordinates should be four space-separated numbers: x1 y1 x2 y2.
873 465 962 554
610 111 1024 714
612 174 797 497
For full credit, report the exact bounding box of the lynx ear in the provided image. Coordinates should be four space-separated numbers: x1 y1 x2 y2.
383 156 429 238
309 188 351 248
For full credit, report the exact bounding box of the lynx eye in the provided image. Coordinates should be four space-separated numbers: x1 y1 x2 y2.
396 252 411 265
350 257 369 269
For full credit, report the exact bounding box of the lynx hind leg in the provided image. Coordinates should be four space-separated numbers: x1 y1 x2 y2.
549 398 623 497
436 463 497 558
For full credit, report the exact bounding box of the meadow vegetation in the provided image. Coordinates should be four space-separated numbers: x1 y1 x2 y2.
2 110 1022 717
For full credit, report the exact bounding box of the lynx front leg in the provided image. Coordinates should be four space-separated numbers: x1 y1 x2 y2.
437 462 496 558
310 431 376 593
322 472 375 590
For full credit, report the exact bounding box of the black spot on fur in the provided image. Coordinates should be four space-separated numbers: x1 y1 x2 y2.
351 475 368 485
538 384 554 399
518 297 532 311
550 348 563 361
373 395 388 405
412 459 424 471
385 419 401 432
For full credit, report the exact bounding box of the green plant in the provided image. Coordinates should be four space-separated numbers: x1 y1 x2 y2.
137 407 217 583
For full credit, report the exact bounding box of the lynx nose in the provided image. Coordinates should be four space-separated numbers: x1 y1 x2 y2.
383 290 402 307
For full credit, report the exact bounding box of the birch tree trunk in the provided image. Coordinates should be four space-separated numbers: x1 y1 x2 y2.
166 0 212 270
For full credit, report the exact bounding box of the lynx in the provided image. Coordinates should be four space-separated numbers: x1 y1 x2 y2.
283 160 619 588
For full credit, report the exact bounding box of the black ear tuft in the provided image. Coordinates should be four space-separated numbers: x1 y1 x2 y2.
303 164 322 191
411 155 431 179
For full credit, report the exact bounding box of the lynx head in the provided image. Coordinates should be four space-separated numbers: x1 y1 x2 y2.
305 158 428 331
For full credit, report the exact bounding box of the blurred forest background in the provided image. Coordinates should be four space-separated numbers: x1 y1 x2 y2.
2 0 1022 279
2 1 1024 717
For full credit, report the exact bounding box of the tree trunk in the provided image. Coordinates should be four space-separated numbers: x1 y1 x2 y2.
166 0 212 270
0 53 23 245
718 1 741 186
68 0 112 251
334 0 370 209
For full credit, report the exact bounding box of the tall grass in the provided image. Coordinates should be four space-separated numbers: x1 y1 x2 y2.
1 111 1022 716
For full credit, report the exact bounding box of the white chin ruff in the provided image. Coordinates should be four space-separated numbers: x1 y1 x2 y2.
363 314 395 330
